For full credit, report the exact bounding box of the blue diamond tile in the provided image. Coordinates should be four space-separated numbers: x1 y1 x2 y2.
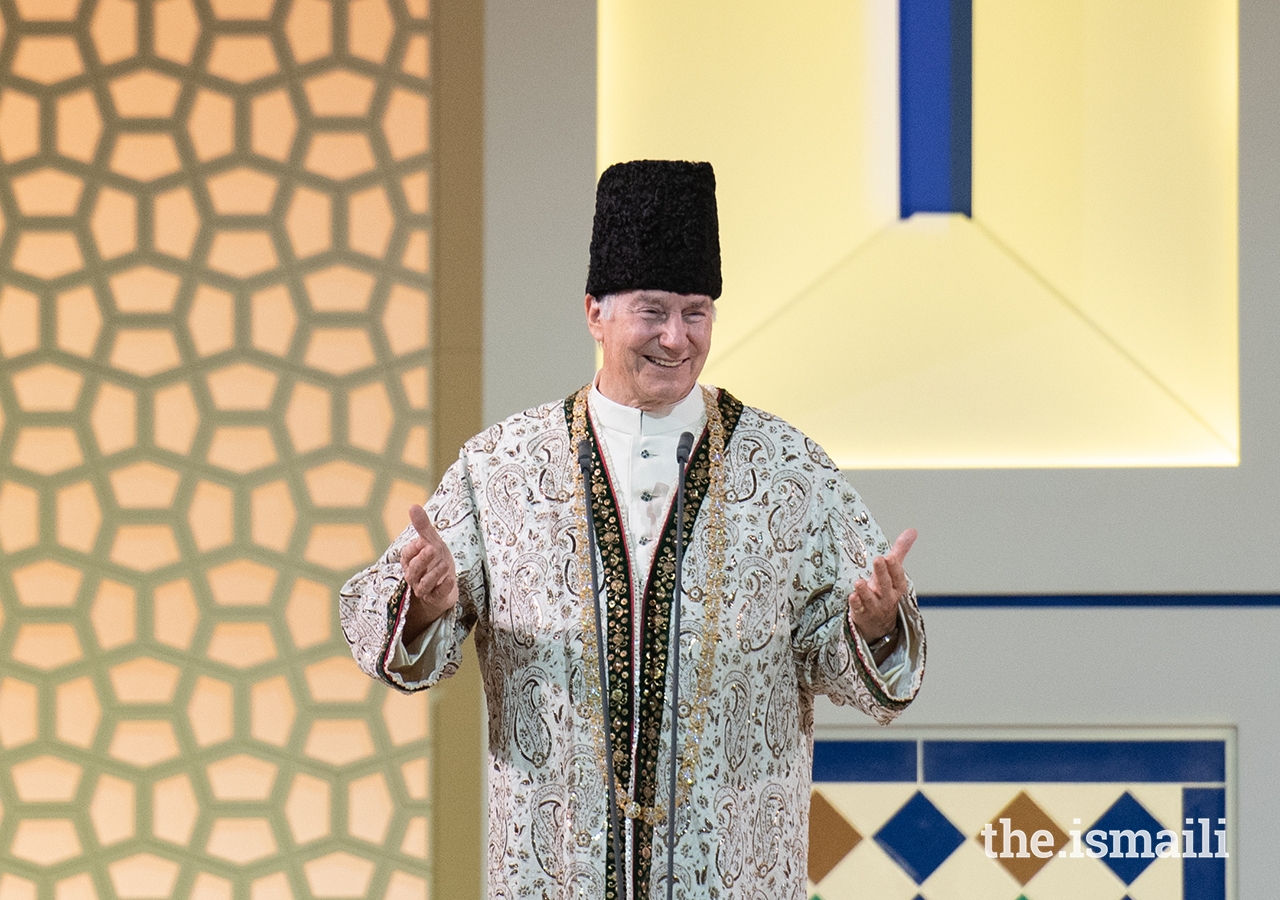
1089 792 1166 885
873 791 966 884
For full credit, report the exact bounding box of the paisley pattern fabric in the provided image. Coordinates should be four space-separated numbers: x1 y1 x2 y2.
339 390 926 900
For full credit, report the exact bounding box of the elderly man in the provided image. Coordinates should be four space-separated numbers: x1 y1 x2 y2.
340 160 925 900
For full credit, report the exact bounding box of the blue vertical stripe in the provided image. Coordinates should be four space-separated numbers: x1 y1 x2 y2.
899 0 972 217
1183 788 1227 900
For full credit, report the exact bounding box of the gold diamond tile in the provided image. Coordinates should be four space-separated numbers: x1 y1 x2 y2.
975 790 1070 886
348 382 393 451
384 285 429 354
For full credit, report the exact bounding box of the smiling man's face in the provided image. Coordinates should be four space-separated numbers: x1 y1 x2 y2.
586 289 714 412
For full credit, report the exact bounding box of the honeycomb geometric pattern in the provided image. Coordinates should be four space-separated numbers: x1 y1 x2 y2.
0 0 433 895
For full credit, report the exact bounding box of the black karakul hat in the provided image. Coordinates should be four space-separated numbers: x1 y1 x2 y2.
586 160 722 300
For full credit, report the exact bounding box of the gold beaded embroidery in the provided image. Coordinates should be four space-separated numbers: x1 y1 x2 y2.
568 384 729 828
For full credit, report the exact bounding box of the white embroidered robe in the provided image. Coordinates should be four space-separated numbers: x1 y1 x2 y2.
339 387 926 900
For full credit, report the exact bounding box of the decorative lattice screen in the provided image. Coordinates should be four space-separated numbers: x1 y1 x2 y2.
0 0 433 896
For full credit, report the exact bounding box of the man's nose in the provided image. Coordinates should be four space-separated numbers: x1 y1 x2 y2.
658 315 686 347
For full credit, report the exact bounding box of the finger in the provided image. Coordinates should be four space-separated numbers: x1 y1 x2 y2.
408 504 434 540
400 536 426 567
885 556 909 598
889 528 918 564
873 556 895 597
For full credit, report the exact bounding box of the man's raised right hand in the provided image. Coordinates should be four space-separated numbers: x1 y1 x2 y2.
399 504 459 640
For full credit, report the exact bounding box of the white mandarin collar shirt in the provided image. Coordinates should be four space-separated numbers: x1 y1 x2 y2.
588 381 707 594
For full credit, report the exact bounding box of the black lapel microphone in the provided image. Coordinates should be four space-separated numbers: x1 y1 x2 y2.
665 430 695 900
577 439 627 900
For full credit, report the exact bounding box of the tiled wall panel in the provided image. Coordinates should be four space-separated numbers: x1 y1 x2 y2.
0 0 433 896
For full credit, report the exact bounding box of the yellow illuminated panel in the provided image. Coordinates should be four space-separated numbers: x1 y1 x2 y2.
598 0 1238 467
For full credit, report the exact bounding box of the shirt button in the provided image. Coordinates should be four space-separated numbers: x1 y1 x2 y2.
640 449 651 458
640 491 653 501
639 537 650 545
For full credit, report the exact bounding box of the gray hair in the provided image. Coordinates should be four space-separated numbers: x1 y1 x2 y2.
591 292 715 321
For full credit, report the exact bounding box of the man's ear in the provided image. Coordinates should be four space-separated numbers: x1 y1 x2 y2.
585 293 604 341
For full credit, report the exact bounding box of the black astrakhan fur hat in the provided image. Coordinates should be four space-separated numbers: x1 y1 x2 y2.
586 159 722 300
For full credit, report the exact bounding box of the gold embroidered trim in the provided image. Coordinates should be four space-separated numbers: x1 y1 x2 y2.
569 384 728 827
